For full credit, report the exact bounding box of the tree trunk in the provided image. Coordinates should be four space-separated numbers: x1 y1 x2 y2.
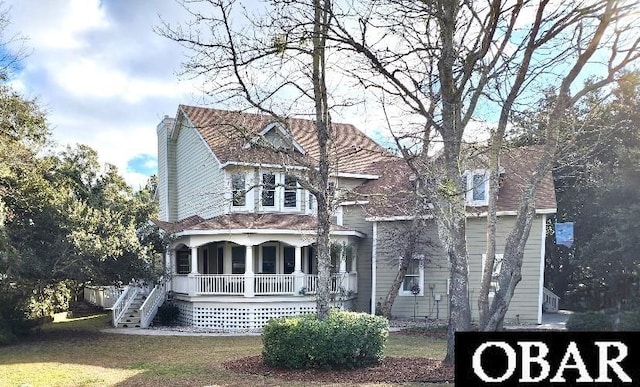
479 142 501 329
312 0 332 320
378 220 420 318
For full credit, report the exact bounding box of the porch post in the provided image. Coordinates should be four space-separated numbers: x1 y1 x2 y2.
339 247 349 294
190 246 199 274
293 246 305 296
244 245 255 297
339 248 347 273
188 246 198 296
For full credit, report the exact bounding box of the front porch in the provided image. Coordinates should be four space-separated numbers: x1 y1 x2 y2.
164 229 362 329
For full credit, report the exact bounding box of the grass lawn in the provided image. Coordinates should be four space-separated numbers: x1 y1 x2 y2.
0 312 448 386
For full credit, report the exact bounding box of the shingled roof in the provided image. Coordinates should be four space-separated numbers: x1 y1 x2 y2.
178 105 393 176
357 146 557 218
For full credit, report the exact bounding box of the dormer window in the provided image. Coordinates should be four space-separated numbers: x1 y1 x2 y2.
463 170 489 206
244 122 306 155
231 173 246 207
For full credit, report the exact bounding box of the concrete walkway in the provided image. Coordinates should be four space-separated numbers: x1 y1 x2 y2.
102 311 573 336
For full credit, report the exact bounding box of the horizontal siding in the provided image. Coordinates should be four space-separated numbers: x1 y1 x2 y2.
373 215 545 323
375 221 450 319
342 205 372 313
466 216 543 323
175 122 226 220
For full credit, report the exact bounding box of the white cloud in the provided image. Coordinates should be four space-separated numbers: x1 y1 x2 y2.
3 0 194 186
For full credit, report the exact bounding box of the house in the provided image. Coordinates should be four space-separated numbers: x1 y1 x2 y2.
120 105 556 329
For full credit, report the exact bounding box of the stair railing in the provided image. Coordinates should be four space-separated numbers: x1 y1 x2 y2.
111 285 140 327
139 277 167 328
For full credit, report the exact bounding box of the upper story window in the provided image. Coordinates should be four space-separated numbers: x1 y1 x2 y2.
231 173 246 207
463 170 489 206
284 175 298 208
262 173 276 207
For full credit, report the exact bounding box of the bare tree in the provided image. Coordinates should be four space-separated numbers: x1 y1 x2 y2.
157 0 350 319
325 0 640 362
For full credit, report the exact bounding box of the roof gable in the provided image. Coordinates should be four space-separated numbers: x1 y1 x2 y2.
177 105 393 175
243 122 306 155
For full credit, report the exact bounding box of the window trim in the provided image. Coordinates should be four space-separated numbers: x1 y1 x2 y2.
399 254 425 297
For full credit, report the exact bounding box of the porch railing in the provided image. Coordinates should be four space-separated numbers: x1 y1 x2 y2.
84 285 124 309
111 285 139 327
173 272 357 297
304 273 349 295
139 278 167 328
195 274 245 295
255 274 294 295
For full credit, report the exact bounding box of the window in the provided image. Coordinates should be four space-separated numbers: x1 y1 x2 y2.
481 254 504 296
463 170 489 206
284 175 297 208
328 181 336 198
283 246 295 274
261 245 277 274
261 173 276 207
176 250 190 274
231 246 246 274
472 173 486 202
400 255 424 296
231 173 246 206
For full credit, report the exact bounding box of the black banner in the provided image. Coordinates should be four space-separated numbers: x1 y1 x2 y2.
456 331 640 386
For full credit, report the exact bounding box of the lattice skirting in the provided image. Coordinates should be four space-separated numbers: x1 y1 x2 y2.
172 299 354 330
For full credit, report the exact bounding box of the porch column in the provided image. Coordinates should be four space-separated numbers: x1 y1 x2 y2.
190 246 199 274
165 250 174 293
244 245 255 297
339 247 349 294
293 246 305 296
339 249 347 273
188 246 199 296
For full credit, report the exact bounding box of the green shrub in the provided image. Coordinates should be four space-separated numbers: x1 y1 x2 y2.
566 311 613 331
262 310 389 369
618 310 640 330
156 303 180 326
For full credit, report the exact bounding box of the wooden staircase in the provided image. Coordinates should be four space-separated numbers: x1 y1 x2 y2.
116 293 146 328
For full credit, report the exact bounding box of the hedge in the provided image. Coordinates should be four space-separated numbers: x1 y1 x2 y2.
262 310 389 369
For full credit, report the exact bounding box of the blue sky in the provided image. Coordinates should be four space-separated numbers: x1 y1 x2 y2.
2 0 199 188
2 1 628 188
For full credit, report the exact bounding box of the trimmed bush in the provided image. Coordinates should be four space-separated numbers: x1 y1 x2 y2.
618 310 640 331
262 310 389 369
156 303 180 326
566 311 613 331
